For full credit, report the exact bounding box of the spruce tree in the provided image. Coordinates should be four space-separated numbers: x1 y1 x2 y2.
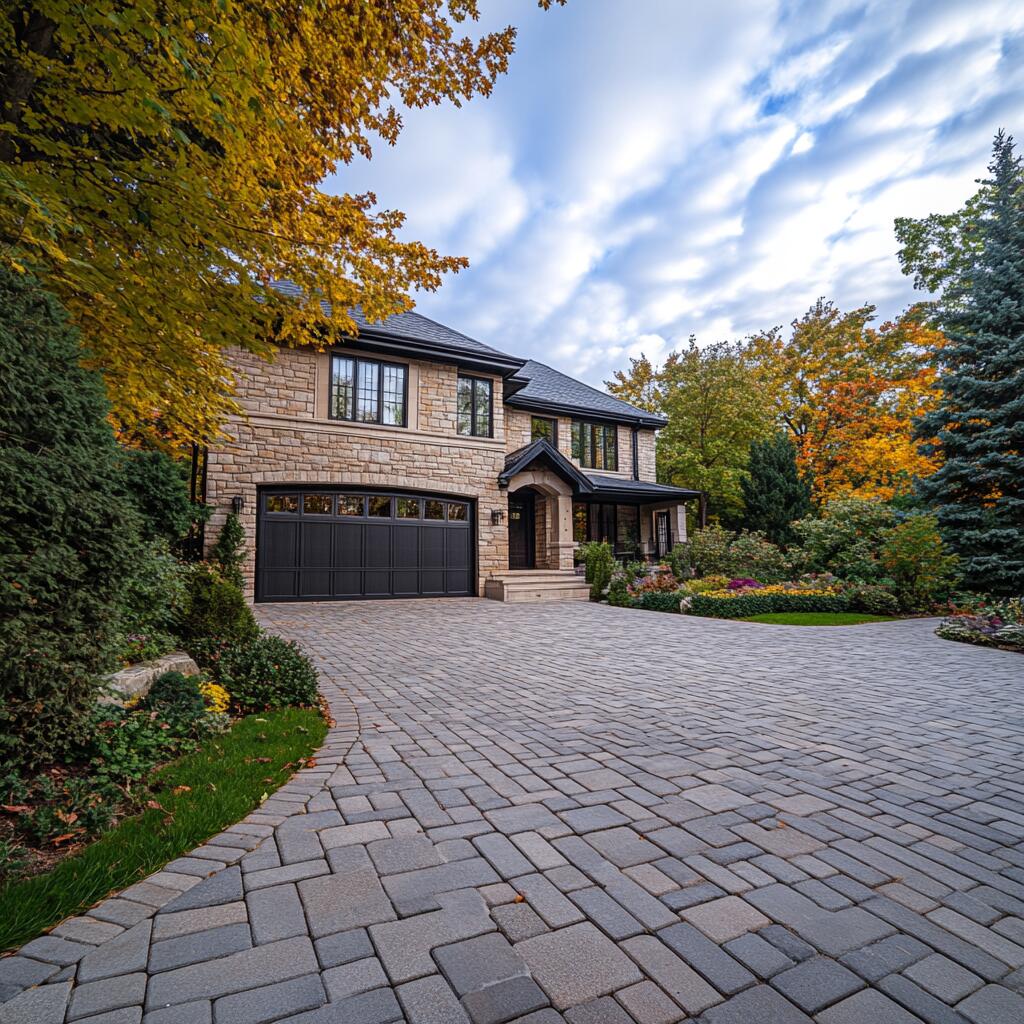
915 132 1024 595
740 432 812 546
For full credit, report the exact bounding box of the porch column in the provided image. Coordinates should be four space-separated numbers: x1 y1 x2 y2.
672 502 688 544
552 493 575 570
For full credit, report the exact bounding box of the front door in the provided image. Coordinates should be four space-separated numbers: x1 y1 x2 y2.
655 510 671 558
508 492 535 570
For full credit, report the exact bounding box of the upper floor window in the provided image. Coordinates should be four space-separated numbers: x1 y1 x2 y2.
572 420 618 470
330 354 407 427
531 415 558 445
457 375 492 437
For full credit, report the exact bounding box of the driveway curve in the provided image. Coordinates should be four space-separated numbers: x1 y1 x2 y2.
3 600 1023 1024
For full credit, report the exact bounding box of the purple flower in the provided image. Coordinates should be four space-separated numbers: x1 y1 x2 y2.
727 578 762 590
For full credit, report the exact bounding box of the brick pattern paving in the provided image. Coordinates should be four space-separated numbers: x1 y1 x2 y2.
2 601 1023 1024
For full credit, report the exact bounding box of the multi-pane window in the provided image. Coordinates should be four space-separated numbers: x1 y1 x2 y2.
531 415 557 445
571 420 618 470
457 376 492 437
330 354 406 426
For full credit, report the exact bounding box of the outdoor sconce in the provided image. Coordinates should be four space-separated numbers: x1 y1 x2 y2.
491 509 506 526
231 494 245 515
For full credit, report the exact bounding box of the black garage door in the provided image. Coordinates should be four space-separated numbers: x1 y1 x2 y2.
256 489 474 602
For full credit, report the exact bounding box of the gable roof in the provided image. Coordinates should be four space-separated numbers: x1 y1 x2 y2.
506 359 666 428
499 438 594 492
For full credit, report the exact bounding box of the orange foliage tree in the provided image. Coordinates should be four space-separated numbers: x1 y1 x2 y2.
745 301 943 503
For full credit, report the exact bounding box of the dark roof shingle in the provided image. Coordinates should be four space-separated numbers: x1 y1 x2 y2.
509 360 666 426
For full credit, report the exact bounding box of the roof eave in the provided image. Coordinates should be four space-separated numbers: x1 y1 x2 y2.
505 394 667 429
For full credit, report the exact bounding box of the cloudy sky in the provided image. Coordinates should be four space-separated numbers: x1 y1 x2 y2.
327 0 1024 387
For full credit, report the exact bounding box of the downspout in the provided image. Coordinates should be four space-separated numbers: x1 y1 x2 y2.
631 427 639 480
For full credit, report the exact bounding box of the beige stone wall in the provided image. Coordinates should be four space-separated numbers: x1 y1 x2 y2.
232 346 318 419
637 430 657 482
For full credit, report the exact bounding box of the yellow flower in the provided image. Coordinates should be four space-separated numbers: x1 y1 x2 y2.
199 681 231 714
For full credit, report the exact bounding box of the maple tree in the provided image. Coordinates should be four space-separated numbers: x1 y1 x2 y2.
1 2 559 446
745 301 943 503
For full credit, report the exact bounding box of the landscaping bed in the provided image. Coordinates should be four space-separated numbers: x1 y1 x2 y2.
0 707 326 952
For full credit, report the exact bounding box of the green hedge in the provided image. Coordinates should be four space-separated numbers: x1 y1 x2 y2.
636 591 684 613
688 591 850 619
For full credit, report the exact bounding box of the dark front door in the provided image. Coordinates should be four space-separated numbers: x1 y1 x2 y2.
655 510 671 557
256 489 474 601
508 492 535 570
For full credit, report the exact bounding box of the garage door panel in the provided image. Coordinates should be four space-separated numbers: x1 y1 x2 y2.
334 523 363 568
257 489 473 602
365 524 392 569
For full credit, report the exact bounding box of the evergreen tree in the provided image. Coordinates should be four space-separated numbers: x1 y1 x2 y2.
915 132 1024 595
0 267 140 768
740 433 812 545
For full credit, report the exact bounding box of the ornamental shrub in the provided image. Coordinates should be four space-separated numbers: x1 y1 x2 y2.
112 541 189 664
635 591 685 613
579 541 615 600
178 562 259 645
879 514 959 612
214 635 319 711
678 526 790 582
793 499 898 581
687 591 849 619
211 512 247 589
0 269 140 769
844 583 900 617
680 525 733 577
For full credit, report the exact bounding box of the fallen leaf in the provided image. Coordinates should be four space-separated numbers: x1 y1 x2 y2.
171 785 191 795
255 757 272 763
51 832 79 845
2 804 31 813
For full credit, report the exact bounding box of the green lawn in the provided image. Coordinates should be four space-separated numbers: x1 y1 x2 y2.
0 707 326 952
740 611 900 626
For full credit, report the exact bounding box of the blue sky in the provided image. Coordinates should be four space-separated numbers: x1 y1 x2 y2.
327 0 1024 388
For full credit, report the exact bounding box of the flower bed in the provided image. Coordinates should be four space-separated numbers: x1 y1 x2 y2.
936 610 1024 653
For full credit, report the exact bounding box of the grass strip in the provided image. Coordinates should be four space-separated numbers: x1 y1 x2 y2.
0 707 327 952
739 611 900 626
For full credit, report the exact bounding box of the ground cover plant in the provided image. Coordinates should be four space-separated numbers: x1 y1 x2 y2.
0 707 326 952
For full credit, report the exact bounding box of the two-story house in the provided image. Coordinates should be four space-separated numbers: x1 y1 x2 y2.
205 309 701 602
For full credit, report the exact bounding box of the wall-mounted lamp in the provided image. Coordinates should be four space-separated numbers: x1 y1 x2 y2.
231 494 245 516
491 508 506 526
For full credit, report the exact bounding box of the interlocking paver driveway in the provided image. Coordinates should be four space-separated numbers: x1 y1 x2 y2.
3 601 1024 1024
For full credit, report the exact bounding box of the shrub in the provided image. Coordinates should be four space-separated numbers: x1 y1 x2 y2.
628 568 681 594
665 544 688 580
11 774 118 845
214 635 319 711
793 499 898 582
606 568 634 607
845 583 900 617
680 575 731 595
78 705 181 785
579 541 615 600
140 671 206 719
635 591 685 613
178 563 259 645
678 526 790 582
0 268 140 770
687 590 849 619
879 514 959 612
112 541 189 664
211 513 247 589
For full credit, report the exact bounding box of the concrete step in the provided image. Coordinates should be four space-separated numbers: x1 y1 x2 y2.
484 571 591 603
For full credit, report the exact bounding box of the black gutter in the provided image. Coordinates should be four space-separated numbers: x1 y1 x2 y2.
505 394 667 429
331 329 526 378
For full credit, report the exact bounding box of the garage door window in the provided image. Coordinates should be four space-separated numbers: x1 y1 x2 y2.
425 500 445 520
397 498 420 518
369 496 392 517
337 495 365 516
448 502 468 521
303 494 332 515
266 494 298 513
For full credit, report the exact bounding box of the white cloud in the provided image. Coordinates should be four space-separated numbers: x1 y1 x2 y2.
324 0 1024 391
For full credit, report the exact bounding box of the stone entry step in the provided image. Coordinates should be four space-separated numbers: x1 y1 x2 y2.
484 570 591 603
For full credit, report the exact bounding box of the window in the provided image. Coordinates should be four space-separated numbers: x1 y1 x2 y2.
266 494 298 513
303 494 332 515
337 495 365 516
397 498 420 519
571 420 618 470
531 416 557 445
457 375 492 437
368 496 391 517
447 502 468 521
573 502 588 544
424 500 445 521
330 354 407 426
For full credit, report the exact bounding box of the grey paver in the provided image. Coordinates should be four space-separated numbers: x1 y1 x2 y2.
0 981 72 1024
5 604 1023 1024
397 975 470 1023
213 974 326 1024
769 957 864 1013
614 981 683 1024
516 922 643 1010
